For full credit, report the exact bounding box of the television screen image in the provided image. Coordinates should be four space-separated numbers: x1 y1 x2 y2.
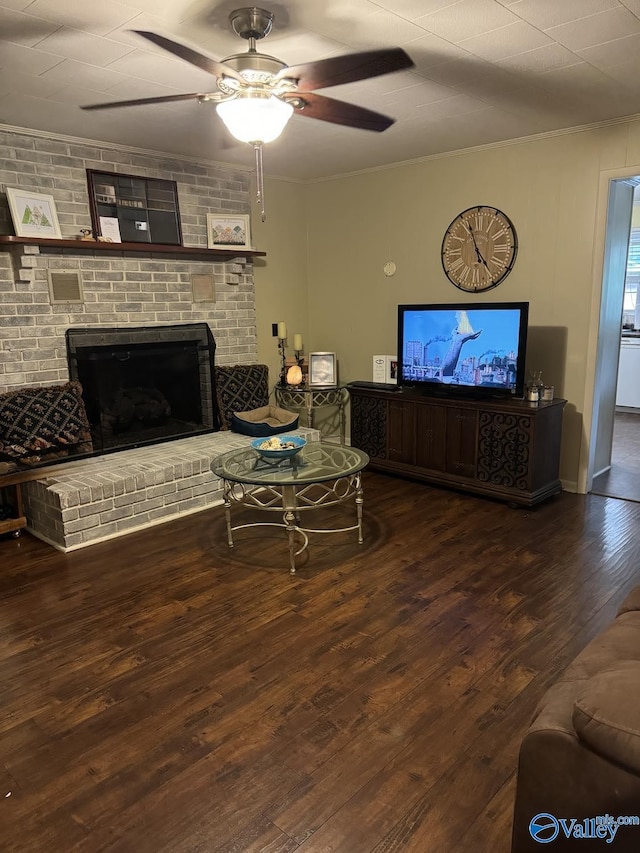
398 302 529 398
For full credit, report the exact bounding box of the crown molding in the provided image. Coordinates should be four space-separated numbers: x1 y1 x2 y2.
307 112 640 184
4 110 640 187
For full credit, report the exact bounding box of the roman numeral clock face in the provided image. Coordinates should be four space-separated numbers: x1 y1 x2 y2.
441 206 517 292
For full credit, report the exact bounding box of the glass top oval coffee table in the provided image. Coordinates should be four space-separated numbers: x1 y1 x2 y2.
211 441 369 573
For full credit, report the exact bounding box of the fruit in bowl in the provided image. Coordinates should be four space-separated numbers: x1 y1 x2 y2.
251 435 306 460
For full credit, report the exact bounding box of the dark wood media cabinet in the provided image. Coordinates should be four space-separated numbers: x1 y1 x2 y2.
349 386 566 506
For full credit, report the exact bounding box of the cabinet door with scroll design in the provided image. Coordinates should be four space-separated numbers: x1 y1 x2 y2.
477 411 532 490
350 393 387 460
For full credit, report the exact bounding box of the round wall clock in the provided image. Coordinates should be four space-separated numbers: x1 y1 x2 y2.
441 206 517 292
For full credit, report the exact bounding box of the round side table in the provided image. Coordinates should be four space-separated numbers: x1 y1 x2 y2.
275 385 349 443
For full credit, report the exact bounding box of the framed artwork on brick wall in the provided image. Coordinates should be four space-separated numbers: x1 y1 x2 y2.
207 213 251 249
6 188 62 239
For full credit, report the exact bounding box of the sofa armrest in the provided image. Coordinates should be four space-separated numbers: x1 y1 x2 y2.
618 586 640 616
573 660 640 775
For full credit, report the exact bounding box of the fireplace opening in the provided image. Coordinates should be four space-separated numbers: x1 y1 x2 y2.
66 323 218 454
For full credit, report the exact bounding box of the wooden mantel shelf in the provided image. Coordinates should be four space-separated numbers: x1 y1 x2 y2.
0 235 265 260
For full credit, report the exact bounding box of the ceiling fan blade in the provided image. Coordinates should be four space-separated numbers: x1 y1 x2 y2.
132 30 244 84
282 92 395 132
81 93 203 111
276 48 413 91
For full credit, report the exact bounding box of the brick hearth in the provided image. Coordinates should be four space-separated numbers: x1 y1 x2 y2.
22 427 319 552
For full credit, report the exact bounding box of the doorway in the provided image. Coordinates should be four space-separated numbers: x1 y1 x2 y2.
592 412 640 500
591 179 640 501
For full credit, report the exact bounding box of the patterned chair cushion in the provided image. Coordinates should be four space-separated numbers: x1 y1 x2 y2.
214 364 270 430
0 380 93 467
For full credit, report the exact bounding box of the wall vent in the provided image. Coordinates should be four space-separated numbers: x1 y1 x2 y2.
47 270 84 304
191 273 215 302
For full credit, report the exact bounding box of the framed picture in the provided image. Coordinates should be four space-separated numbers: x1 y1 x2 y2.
388 355 398 384
308 352 337 387
207 213 251 249
373 355 399 384
6 188 62 239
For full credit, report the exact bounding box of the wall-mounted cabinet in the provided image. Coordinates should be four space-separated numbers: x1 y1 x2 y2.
87 169 182 245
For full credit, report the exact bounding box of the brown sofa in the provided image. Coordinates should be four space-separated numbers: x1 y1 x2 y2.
512 586 640 852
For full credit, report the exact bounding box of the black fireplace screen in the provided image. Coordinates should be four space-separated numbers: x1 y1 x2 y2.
66 323 218 454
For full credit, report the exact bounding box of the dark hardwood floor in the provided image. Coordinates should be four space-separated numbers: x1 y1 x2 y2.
2 471 640 852
591 411 640 501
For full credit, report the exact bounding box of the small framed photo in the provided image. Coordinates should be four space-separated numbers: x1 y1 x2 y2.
388 356 398 384
207 213 251 249
308 352 337 387
6 188 62 239
372 354 397 384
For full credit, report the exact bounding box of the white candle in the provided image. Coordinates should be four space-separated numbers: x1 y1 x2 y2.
277 322 287 340
293 333 303 351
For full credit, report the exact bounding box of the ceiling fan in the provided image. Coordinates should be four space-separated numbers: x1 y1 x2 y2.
81 6 414 218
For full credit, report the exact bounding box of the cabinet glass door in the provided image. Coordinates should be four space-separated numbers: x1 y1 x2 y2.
87 169 182 245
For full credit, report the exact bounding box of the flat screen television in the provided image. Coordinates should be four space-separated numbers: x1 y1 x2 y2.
397 301 529 399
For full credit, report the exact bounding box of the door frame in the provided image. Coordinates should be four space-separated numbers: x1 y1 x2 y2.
583 166 640 493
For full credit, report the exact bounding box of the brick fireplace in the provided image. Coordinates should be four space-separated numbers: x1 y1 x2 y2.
0 129 258 395
66 323 218 454
0 128 281 548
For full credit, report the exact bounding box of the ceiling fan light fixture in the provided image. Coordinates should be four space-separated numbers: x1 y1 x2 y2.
79 11 413 220
216 93 293 143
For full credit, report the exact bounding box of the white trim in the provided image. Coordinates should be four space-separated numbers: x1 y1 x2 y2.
560 478 578 494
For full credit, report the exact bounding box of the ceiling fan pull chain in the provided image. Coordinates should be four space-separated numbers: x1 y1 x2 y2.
254 142 266 221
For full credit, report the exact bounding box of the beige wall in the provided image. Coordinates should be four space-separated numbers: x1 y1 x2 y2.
11 119 637 490
252 177 308 392
259 118 640 492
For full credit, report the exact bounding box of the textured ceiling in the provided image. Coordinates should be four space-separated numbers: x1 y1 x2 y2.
3 0 640 180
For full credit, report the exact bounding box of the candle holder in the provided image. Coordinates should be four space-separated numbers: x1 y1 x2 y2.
278 337 287 387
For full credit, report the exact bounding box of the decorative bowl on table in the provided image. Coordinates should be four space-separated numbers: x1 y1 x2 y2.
250 435 306 460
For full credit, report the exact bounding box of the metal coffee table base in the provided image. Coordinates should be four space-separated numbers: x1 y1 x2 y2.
221 475 364 573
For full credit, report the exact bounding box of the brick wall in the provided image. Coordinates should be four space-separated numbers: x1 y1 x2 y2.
0 128 258 392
